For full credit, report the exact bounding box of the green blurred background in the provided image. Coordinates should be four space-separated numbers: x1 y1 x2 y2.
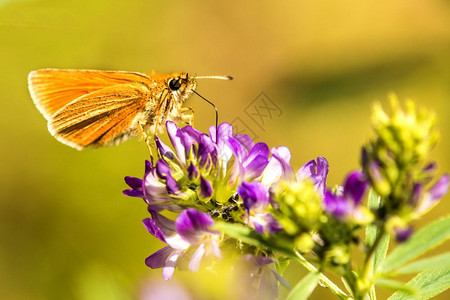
1 0 449 299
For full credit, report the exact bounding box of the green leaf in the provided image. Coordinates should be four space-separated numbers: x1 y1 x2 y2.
286 272 320 300
213 221 265 246
366 189 381 247
213 222 295 256
276 256 291 275
374 233 390 273
395 252 450 274
382 215 450 273
365 189 390 273
388 267 450 300
375 278 416 294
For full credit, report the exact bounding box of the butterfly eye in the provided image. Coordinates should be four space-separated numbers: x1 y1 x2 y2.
168 78 182 91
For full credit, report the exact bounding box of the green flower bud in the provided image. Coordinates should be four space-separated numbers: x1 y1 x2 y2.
294 233 315 253
362 95 439 212
325 244 350 265
272 180 323 235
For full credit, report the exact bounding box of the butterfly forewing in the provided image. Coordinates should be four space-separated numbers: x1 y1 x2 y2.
49 84 151 149
28 69 155 120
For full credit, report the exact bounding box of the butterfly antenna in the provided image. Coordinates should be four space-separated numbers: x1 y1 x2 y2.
192 90 219 143
195 75 233 80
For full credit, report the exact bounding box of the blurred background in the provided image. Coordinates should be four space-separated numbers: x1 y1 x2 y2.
1 0 449 299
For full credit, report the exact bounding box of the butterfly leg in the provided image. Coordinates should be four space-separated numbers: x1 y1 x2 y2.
180 107 195 126
138 121 155 164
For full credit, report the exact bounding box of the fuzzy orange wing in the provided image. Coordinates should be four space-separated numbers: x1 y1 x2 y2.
48 83 151 149
28 69 154 120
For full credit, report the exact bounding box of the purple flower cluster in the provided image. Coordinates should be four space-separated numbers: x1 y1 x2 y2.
123 121 309 280
123 119 448 284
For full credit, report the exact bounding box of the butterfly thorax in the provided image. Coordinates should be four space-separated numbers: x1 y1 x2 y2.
138 72 197 132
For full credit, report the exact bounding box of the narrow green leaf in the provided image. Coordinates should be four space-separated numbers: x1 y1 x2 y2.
395 252 450 274
382 215 450 273
213 222 295 256
341 277 353 297
365 189 390 273
213 222 265 247
374 233 390 273
375 278 416 294
369 286 377 300
286 272 320 300
365 189 381 247
388 267 450 300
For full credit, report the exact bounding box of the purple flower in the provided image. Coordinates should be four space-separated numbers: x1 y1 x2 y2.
175 209 221 271
239 182 270 211
394 226 414 243
239 143 270 181
143 209 221 279
142 161 178 205
416 174 449 214
324 171 368 221
199 176 213 199
143 217 189 280
123 176 144 198
166 121 194 167
156 160 180 194
238 181 281 234
296 157 329 198
260 146 293 186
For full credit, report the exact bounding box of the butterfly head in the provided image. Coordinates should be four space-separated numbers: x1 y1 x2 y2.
167 73 197 104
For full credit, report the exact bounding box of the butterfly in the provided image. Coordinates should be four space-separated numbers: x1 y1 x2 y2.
28 69 232 150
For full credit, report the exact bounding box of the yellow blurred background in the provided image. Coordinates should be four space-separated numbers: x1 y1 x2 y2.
1 0 449 299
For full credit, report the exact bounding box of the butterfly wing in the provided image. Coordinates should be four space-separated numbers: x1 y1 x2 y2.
48 83 151 149
28 69 154 120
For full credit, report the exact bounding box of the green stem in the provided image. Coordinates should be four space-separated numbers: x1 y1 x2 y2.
360 228 386 299
292 251 352 300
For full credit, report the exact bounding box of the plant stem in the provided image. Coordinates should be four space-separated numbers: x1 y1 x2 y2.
293 251 352 300
360 227 386 299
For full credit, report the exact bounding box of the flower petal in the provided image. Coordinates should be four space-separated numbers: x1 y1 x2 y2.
175 209 215 244
428 174 449 202
166 121 186 165
187 163 198 181
235 134 255 156
296 160 316 181
238 181 270 213
188 244 206 272
145 246 182 280
418 174 449 213
296 157 329 198
261 146 293 186
143 218 167 243
123 176 144 197
199 177 213 199
343 171 367 206
145 246 172 269
148 208 177 237
243 143 270 179
156 160 171 178
198 134 216 167
394 226 414 243
165 173 180 194
181 125 202 143
324 191 350 221
155 137 175 160
243 155 270 180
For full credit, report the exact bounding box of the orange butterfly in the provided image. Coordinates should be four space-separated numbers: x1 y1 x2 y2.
28 69 231 150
